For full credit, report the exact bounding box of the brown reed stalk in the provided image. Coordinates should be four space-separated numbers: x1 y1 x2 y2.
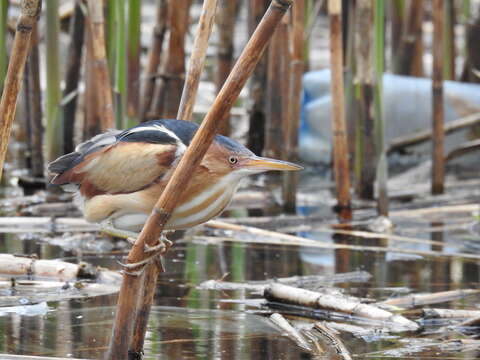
215 0 239 135
329 0 352 220
354 0 376 200
177 0 218 121
246 0 269 155
0 0 9 94
107 1 294 358
24 24 43 178
130 0 219 352
283 0 305 213
395 0 424 76
264 16 290 160
152 0 190 119
0 0 41 180
84 18 101 139
432 0 445 194
86 0 115 131
140 0 168 121
126 0 141 125
63 0 85 154
443 0 455 80
389 0 404 62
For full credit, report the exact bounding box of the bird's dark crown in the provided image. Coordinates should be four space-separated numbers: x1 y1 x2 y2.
119 119 253 155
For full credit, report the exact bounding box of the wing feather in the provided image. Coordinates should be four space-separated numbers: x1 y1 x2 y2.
49 121 185 195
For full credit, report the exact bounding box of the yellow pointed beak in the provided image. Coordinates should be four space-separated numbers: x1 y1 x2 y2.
243 156 303 171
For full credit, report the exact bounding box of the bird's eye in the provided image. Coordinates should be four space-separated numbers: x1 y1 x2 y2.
228 156 238 165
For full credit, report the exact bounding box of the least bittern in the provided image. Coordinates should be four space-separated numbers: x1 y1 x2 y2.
49 119 302 266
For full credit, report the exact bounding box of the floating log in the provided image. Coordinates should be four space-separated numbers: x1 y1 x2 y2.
0 254 121 283
264 283 419 332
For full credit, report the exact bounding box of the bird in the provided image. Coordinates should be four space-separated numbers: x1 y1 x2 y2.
48 119 302 240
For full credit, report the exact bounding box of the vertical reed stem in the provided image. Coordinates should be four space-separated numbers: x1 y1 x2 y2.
153 0 189 119
126 0 141 127
84 17 101 139
45 0 63 163
264 16 289 160
246 0 269 155
432 0 445 194
443 0 455 80
355 0 375 200
140 0 168 122
114 0 126 128
177 0 218 121
394 0 424 76
107 1 294 358
87 0 115 131
374 0 388 216
283 0 305 213
63 0 85 154
24 25 43 178
328 0 351 220
0 0 9 94
215 0 238 135
0 0 41 180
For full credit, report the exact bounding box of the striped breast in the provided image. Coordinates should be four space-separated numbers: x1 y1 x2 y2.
165 172 242 230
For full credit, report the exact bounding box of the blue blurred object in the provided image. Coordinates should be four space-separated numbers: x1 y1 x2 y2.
300 69 480 165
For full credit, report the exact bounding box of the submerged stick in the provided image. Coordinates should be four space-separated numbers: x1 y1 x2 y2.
264 283 419 331
205 220 480 260
197 270 372 292
379 289 480 309
107 1 294 358
0 0 41 180
423 308 480 319
177 0 218 121
270 313 314 351
314 322 352 360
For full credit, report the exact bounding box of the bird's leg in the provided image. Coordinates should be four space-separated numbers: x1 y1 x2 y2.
99 218 139 239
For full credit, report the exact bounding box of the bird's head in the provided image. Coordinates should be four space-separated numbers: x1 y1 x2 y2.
203 134 303 180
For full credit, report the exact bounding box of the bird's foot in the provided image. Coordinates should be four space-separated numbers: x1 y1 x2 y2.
119 235 172 276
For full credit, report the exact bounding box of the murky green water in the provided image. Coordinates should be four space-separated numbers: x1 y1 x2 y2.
0 207 479 360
